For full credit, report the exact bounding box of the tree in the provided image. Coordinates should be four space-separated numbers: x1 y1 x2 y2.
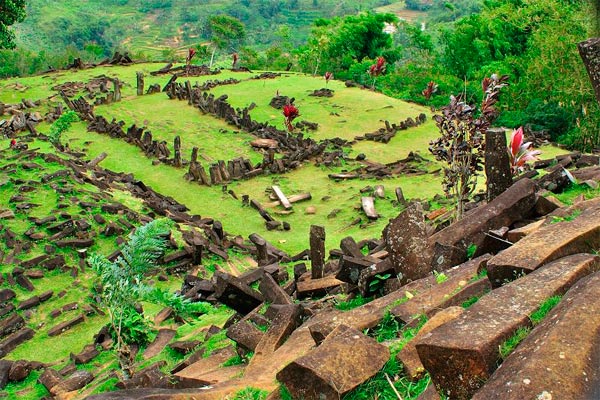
206 15 246 67
88 219 211 378
298 12 398 76
0 0 26 49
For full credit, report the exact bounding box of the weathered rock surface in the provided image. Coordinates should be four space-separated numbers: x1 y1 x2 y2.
487 204 600 286
277 325 389 399
383 202 432 284
429 178 537 270
397 307 464 381
416 253 600 399
472 271 600 400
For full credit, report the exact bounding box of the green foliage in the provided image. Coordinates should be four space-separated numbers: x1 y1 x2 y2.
231 387 269 400
368 273 392 296
335 295 372 311
530 295 561 324
434 271 448 284
466 243 478 259
0 0 26 49
89 218 211 376
369 310 400 342
550 210 582 224
461 295 480 308
48 110 79 144
499 295 562 359
298 12 398 75
499 326 530 359
496 99 574 140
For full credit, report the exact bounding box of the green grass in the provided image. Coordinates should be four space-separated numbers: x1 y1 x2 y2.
335 295 372 311
499 326 531 359
499 295 562 359
231 387 269 400
2 63 443 255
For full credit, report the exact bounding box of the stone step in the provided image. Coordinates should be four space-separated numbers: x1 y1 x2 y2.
277 324 389 399
143 329 176 359
0 328 34 357
472 271 600 400
47 314 85 337
488 204 600 287
429 178 537 270
416 253 600 400
174 346 236 381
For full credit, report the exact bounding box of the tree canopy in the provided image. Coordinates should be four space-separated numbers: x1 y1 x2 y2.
0 0 26 49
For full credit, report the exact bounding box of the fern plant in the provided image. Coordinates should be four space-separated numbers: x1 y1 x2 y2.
88 218 212 378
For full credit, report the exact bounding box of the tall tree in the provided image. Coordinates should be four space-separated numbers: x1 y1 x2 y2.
0 0 26 49
298 12 398 75
206 14 246 67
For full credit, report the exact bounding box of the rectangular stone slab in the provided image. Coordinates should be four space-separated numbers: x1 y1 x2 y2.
213 271 264 315
48 314 85 337
429 178 537 270
0 328 34 357
487 205 600 287
251 304 301 365
398 306 464 381
472 271 600 400
226 320 264 352
416 253 600 400
392 255 491 326
276 324 389 399
296 275 343 299
175 346 236 381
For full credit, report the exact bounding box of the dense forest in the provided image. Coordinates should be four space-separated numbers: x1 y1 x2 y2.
1 0 599 149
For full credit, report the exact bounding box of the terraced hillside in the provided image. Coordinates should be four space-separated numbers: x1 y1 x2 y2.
1 62 454 255
1 61 586 399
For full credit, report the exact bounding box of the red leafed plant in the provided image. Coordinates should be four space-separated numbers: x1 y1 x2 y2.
283 104 300 132
186 48 196 65
368 57 386 90
232 53 239 68
422 81 438 100
429 74 509 220
508 126 541 175
324 71 333 86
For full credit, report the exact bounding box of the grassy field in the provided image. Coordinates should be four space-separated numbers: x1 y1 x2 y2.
1 63 568 255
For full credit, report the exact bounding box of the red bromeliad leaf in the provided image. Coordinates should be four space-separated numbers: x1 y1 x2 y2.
283 104 299 119
369 57 386 77
232 53 238 68
187 48 196 64
510 126 523 157
283 104 300 132
324 71 333 82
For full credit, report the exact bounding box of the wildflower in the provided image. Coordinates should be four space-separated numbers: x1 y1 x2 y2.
186 48 196 65
324 71 333 86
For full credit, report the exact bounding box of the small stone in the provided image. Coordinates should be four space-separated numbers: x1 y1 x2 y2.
305 206 316 215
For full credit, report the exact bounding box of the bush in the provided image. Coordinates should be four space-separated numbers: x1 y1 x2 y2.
496 99 574 140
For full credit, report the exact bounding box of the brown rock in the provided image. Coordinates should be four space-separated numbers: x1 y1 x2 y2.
416 253 600 399
277 324 389 399
226 320 264 352
252 304 301 363
488 205 600 286
429 178 537 270
397 307 464 381
143 329 176 359
38 367 61 391
472 271 600 400
50 370 94 395
214 271 264 315
506 219 545 243
391 255 490 327
296 275 343 299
